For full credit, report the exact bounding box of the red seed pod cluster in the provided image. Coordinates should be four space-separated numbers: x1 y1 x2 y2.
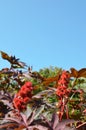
56 71 71 120
56 71 70 98
13 81 33 111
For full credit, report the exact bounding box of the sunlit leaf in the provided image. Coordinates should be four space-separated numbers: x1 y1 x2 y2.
0 51 27 68
78 68 86 78
70 68 86 78
70 68 78 77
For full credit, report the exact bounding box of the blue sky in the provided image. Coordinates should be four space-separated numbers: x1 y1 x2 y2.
0 0 86 71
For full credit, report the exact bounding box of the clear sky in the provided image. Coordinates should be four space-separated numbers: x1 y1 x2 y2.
0 0 86 71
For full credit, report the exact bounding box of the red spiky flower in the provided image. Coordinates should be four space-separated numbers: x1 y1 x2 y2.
56 71 70 120
13 81 33 111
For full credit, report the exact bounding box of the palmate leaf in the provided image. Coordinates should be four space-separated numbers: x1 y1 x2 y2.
0 51 27 68
27 109 36 125
35 73 60 90
54 119 76 130
0 109 26 129
78 68 86 77
30 70 61 88
29 71 45 82
51 113 59 129
0 122 19 130
0 109 40 130
49 113 76 130
0 114 25 130
70 68 78 77
70 68 86 78
39 113 76 130
42 75 59 86
32 89 55 99
32 88 56 110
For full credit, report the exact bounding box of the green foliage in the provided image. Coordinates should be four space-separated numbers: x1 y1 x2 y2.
39 66 62 78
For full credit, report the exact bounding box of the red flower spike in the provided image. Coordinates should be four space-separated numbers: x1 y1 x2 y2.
13 81 33 111
56 71 70 98
56 71 70 120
